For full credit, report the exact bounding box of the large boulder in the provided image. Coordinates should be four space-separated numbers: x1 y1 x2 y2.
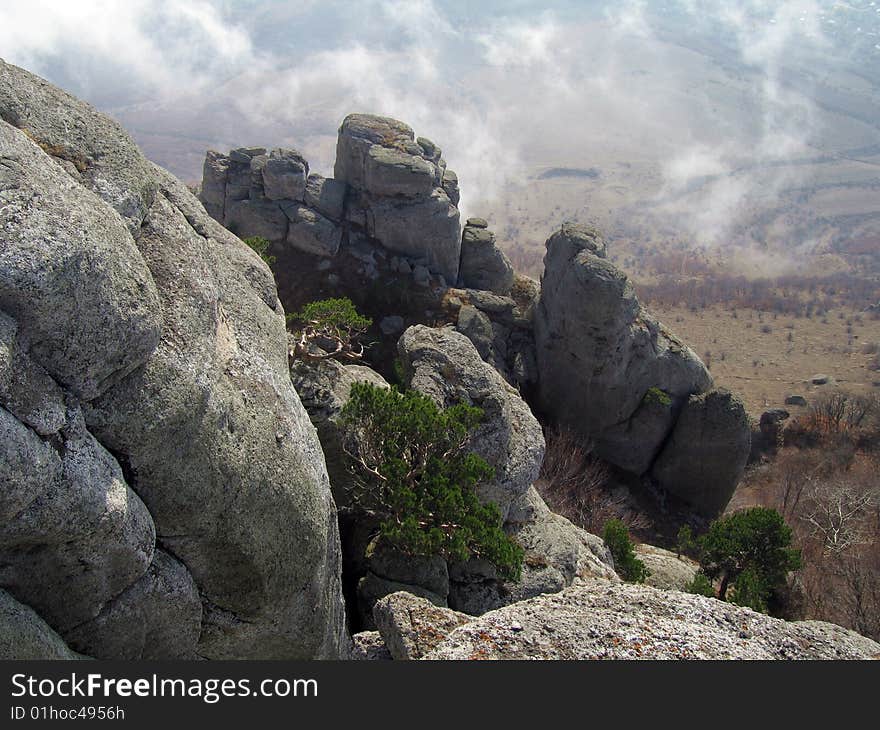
64 550 202 660
0 61 347 660
534 222 712 477
651 389 752 517
0 405 155 633
373 591 471 660
423 580 880 660
85 166 347 659
635 544 699 592
398 325 544 522
448 487 618 615
0 59 158 234
458 219 515 295
0 121 162 401
0 590 83 660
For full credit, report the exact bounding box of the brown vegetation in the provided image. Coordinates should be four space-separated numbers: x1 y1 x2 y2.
732 392 880 639
535 427 649 536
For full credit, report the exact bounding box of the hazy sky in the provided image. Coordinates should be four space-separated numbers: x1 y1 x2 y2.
1 1 875 251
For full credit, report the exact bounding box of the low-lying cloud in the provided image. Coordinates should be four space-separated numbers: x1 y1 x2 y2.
1 0 868 263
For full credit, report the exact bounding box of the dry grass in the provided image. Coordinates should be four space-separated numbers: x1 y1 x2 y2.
536 427 649 536
646 304 880 416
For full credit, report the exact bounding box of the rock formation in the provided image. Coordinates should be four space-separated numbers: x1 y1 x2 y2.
0 58 346 659
369 584 880 660
533 222 751 516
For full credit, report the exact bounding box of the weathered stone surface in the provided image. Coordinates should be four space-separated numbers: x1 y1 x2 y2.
366 189 461 281
0 122 162 401
364 145 436 198
290 358 390 505
262 148 308 201
424 580 880 660
456 305 494 360
0 64 347 660
334 113 423 191
0 406 154 633
534 222 713 477
64 550 202 660
304 173 347 222
458 222 515 295
200 150 229 220
0 310 66 435
374 591 471 660
0 590 83 660
349 631 392 660
398 325 544 521
357 573 447 631
785 394 808 407
367 542 450 598
0 59 158 233
83 167 346 659
635 544 699 592
652 389 752 517
225 198 288 242
281 202 343 257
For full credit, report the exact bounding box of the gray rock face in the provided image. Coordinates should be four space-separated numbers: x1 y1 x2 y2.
365 189 461 282
0 58 158 234
449 487 618 615
0 122 162 401
336 114 461 281
304 174 347 222
262 148 309 201
458 221 515 295
225 198 288 242
373 592 471 660
0 62 347 660
86 167 346 659
64 550 202 660
0 405 155 633
290 358 390 505
398 325 544 522
349 631 392 660
0 590 83 660
635 544 699 592
535 223 713 478
423 580 880 660
651 389 752 517
282 202 343 257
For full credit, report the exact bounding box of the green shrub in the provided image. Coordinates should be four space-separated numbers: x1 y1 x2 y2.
686 572 715 598
602 519 649 583
243 236 275 266
288 297 372 362
694 507 801 614
676 524 696 558
340 382 523 581
643 386 672 407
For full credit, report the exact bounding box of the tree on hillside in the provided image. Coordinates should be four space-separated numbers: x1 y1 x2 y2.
340 382 523 581
694 507 801 613
287 297 372 362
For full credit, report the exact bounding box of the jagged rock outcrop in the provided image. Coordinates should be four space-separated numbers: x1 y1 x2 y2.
533 222 750 516
335 114 461 282
0 59 346 659
373 591 470 660
458 218 515 295
419 581 880 660
390 325 616 615
0 589 83 660
651 389 752 516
